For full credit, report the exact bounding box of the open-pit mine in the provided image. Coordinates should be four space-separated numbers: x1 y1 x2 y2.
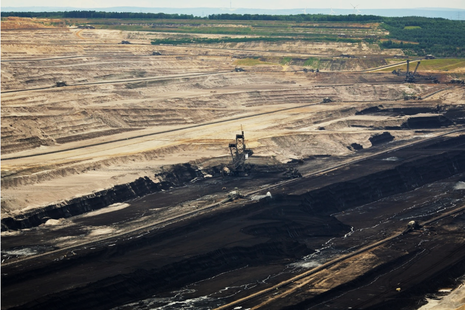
2 17 465 310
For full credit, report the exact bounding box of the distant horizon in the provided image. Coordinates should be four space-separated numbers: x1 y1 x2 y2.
3 5 465 20
3 5 465 10
2 0 465 10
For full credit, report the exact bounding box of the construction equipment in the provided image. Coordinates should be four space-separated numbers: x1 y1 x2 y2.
322 97 333 103
121 40 131 44
283 168 302 179
235 67 245 72
152 51 162 55
55 81 67 87
228 129 253 172
405 60 420 83
425 76 440 84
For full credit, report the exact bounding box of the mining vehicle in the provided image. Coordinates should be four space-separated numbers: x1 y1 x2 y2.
283 168 302 179
228 130 253 174
406 220 421 231
55 81 67 87
425 76 440 84
405 60 421 83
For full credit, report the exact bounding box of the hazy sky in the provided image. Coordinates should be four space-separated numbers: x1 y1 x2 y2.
2 0 465 9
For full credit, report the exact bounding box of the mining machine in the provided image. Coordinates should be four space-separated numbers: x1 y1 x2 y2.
405 60 421 83
228 130 253 173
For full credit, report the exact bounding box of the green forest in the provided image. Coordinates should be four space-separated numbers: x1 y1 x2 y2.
381 17 465 57
3 11 464 57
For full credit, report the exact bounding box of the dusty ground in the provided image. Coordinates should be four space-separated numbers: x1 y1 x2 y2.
2 26 464 216
2 23 465 310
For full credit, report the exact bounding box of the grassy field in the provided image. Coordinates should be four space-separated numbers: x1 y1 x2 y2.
233 58 277 66
381 58 465 72
3 13 464 57
304 57 321 68
66 18 385 40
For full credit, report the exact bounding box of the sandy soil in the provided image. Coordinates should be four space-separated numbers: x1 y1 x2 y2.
2 27 464 217
2 24 465 310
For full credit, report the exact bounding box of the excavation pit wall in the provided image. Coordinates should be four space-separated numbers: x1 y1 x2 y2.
2 141 465 310
2 149 465 310
0 163 201 231
3 149 465 233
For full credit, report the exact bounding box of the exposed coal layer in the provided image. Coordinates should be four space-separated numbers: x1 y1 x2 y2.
1 164 201 231
1 162 291 231
279 219 465 310
356 106 440 116
8 241 310 310
356 104 464 129
369 131 394 145
403 115 453 129
425 134 465 149
3 143 465 310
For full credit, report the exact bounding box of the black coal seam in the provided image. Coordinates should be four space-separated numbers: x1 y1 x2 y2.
1 164 199 231
8 241 310 310
3 151 465 309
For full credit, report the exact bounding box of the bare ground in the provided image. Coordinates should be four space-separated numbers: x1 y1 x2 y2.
2 25 465 310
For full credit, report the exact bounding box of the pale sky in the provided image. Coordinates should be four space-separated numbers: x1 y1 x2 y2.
2 0 465 9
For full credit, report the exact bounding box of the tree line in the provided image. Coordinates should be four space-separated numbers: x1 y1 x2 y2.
1 11 197 19
381 17 465 57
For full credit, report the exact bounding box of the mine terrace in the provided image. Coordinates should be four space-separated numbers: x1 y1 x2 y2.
1 13 465 310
